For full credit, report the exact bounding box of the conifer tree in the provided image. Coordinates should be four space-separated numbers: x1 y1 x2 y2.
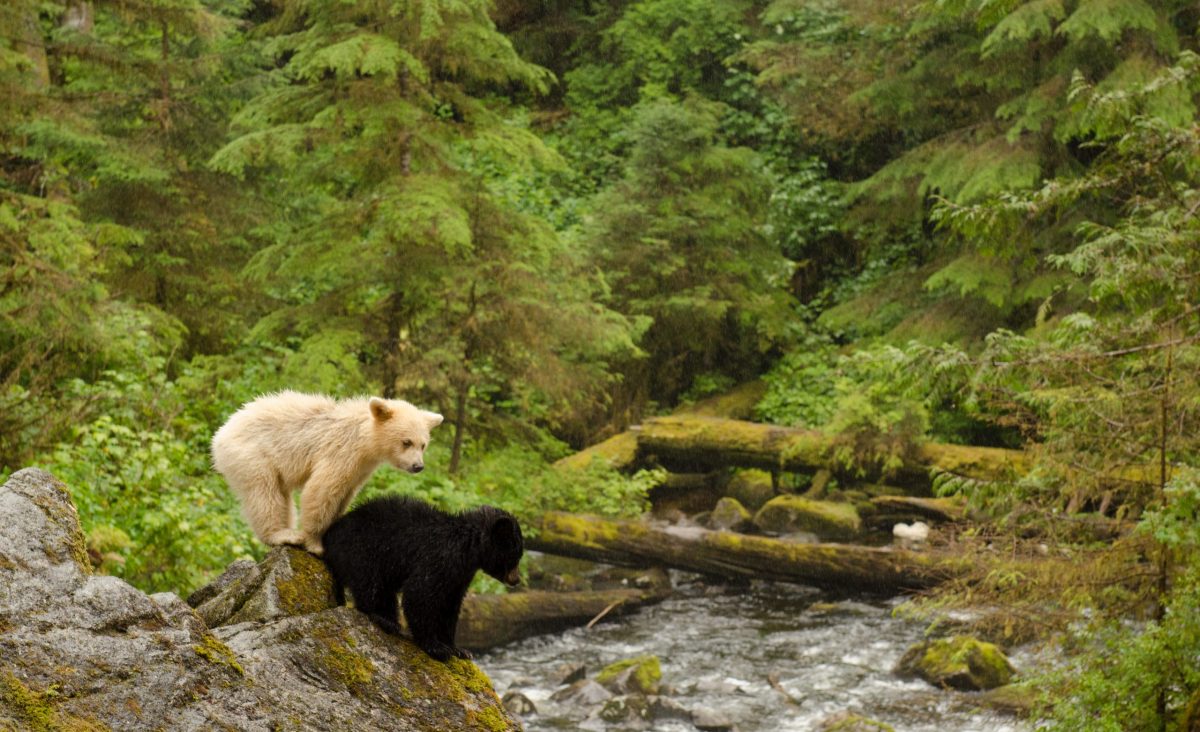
213 0 635 458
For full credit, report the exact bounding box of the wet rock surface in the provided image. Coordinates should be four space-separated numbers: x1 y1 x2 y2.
0 468 519 732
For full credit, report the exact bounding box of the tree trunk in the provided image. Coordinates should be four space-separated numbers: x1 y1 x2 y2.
10 2 50 88
529 512 965 592
449 386 467 475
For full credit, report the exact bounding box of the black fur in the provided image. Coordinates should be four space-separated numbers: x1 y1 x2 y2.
321 495 524 662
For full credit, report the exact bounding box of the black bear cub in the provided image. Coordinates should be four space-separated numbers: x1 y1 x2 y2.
321 495 523 662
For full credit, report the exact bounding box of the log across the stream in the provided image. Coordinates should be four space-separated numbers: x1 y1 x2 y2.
634 415 1032 486
633 414 1156 489
457 588 667 651
529 512 967 593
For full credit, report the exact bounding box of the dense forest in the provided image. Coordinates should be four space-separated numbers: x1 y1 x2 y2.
2 0 1199 728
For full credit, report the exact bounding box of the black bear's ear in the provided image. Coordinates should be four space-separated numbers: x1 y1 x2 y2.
488 516 518 545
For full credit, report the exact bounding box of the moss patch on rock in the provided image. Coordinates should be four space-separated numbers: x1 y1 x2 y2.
275 547 336 616
0 671 110 732
192 633 244 677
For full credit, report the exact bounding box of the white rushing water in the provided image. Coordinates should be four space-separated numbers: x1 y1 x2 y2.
478 576 1031 732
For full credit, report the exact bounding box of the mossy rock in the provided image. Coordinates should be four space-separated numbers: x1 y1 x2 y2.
753 495 862 541
724 469 775 512
895 636 1016 691
709 497 752 532
595 655 661 695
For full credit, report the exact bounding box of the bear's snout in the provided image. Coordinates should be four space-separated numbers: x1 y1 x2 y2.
409 463 424 474
503 567 520 586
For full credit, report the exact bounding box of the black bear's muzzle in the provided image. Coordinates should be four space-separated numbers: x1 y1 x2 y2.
503 567 521 586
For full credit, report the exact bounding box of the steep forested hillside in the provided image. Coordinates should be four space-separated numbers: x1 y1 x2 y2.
2 1 1198 727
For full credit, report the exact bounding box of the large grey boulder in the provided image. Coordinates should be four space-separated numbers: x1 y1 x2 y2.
0 468 518 731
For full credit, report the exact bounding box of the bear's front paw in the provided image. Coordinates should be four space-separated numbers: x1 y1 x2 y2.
303 537 324 556
451 646 473 660
419 642 454 662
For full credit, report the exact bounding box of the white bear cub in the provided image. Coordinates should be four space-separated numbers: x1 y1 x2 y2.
212 391 443 555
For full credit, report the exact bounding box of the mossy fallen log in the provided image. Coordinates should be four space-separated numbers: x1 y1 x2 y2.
456 588 668 652
635 415 1157 489
554 432 640 472
530 512 965 593
634 415 1031 487
553 381 765 474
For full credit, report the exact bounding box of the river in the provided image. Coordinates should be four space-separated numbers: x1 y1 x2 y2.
479 572 1030 732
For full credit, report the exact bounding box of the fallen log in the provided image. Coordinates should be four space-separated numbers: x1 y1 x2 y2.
457 588 667 651
635 415 1159 490
634 415 1031 487
553 381 765 474
529 512 966 593
869 495 968 524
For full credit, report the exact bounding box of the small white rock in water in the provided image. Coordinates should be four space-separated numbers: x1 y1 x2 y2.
893 521 930 543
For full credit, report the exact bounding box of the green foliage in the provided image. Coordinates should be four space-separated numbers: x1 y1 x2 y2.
358 443 660 529
1040 565 1200 732
587 97 795 410
36 365 260 595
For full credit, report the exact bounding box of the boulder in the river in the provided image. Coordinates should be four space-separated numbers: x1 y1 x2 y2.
977 682 1037 716
895 635 1016 690
0 468 519 731
753 495 863 540
709 496 753 532
599 695 651 725
502 689 537 716
550 678 614 706
693 706 740 731
817 710 896 731
552 662 588 686
724 469 775 511
647 695 694 722
596 654 662 695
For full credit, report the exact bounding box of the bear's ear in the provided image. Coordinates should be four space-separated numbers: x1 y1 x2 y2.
488 515 520 547
423 411 444 429
369 397 393 421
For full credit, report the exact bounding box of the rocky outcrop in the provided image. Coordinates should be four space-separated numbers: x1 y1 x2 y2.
0 468 519 731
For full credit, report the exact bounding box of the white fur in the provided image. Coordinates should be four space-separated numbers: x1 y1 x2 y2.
211 391 443 555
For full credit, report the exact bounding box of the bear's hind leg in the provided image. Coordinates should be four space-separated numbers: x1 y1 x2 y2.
236 469 303 547
355 585 402 636
298 468 359 555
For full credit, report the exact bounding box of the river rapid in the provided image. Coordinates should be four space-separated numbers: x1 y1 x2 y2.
479 571 1031 732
